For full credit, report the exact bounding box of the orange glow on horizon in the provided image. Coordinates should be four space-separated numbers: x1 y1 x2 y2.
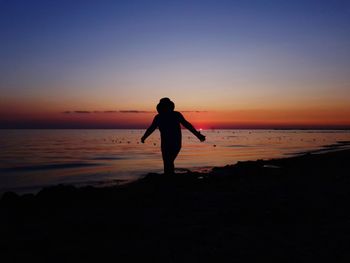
1 107 350 129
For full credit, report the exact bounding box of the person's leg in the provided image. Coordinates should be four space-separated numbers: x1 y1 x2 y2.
166 158 174 175
162 150 173 175
162 146 180 175
170 147 180 172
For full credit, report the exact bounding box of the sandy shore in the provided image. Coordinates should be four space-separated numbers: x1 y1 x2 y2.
1 149 350 262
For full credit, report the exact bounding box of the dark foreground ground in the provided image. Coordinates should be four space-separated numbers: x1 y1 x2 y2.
1 149 350 262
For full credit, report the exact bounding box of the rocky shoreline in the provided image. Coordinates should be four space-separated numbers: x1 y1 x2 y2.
1 149 350 262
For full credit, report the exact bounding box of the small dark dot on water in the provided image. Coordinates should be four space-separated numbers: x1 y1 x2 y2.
119 141 122 143
154 143 157 146
127 141 130 144
213 144 217 147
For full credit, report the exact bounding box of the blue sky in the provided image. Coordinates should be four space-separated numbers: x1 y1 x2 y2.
0 0 350 127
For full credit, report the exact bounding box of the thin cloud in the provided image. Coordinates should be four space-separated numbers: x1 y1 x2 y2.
104 110 118 113
75 110 91 114
62 110 153 114
62 110 206 114
182 110 208 113
62 110 91 114
119 110 153 113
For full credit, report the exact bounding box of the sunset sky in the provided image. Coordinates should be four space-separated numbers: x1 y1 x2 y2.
1 0 350 128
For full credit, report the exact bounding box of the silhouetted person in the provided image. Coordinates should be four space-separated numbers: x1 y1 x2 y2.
141 98 206 175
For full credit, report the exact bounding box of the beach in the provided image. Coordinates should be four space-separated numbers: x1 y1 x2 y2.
1 147 350 262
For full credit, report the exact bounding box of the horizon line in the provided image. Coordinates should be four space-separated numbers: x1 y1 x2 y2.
1 127 350 130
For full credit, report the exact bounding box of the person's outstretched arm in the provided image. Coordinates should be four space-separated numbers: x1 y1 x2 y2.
141 116 158 143
178 113 206 142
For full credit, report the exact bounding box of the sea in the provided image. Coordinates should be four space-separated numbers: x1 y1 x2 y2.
1 129 350 193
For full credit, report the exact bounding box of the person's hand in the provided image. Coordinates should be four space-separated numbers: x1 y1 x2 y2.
197 133 206 142
141 136 146 143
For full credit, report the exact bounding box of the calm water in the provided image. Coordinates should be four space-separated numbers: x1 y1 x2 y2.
1 129 350 193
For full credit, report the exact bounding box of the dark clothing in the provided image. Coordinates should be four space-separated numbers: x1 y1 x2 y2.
142 110 202 175
154 112 183 174
154 111 183 150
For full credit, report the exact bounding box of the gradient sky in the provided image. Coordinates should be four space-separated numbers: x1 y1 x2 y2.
1 0 350 128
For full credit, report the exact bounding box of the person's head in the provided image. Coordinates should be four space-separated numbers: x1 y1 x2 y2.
156 97 175 114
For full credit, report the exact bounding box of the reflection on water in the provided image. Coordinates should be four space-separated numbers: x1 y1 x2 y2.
1 129 350 193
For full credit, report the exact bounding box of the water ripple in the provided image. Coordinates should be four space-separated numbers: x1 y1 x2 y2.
1 162 103 172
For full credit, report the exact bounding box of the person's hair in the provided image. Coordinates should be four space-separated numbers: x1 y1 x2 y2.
157 97 175 114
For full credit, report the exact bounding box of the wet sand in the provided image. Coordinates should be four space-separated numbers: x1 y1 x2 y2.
1 149 350 262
